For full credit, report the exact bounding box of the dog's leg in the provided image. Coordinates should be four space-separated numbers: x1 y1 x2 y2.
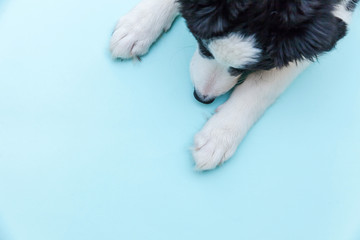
110 0 179 59
193 61 310 170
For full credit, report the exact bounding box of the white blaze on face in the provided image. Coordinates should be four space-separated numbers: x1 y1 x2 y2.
189 34 261 99
208 34 261 69
190 49 240 99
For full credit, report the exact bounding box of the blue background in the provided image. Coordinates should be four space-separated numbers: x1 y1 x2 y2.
0 0 360 239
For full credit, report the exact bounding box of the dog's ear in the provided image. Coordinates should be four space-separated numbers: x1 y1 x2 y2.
179 0 229 38
267 0 322 29
179 0 251 38
264 1 347 67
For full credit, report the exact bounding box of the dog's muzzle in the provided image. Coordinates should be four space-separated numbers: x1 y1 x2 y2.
193 89 215 104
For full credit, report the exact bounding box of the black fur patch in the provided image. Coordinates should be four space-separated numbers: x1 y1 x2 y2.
196 38 214 59
179 0 355 70
228 67 244 77
347 0 359 11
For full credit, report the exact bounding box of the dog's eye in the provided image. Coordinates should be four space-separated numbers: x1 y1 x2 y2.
228 67 245 76
197 39 214 59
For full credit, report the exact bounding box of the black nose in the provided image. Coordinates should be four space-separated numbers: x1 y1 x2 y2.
193 90 215 104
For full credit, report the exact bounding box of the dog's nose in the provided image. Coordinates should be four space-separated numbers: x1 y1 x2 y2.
193 89 215 104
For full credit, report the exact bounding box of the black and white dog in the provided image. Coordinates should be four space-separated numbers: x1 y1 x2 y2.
110 0 358 170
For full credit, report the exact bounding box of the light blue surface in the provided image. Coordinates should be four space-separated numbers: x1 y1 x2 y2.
0 0 360 239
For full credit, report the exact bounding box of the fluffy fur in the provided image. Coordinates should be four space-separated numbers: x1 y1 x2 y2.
110 0 357 170
180 0 349 69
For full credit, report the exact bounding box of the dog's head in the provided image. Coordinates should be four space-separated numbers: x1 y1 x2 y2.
179 0 347 103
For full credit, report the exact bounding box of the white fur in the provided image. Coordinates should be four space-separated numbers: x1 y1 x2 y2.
208 34 261 68
189 34 262 100
190 49 240 99
112 0 352 171
333 0 353 24
110 0 179 59
193 61 310 170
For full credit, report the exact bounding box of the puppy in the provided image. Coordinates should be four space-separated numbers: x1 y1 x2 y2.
110 0 358 170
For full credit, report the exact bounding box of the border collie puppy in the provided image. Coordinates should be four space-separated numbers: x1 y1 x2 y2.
110 0 358 170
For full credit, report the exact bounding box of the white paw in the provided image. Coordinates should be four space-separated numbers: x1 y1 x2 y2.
110 16 159 59
110 1 177 59
192 125 240 171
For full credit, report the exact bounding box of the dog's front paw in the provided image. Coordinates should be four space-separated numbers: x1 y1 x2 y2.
110 2 176 59
193 125 240 171
110 15 158 59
